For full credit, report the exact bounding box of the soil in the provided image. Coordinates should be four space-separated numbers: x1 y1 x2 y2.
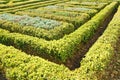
0 72 7 80
64 9 117 70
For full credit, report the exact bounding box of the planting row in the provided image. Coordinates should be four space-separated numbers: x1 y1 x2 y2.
37 1 108 16
0 2 118 62
16 9 90 28
0 0 69 13
0 13 74 40
6 0 35 4
0 13 62 30
0 5 120 80
15 5 98 21
0 0 30 4
76 5 120 79
56 1 108 10
0 0 49 8
15 1 107 28
0 1 6 4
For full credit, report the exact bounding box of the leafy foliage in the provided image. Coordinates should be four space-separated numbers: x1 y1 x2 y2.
0 2 117 62
0 13 62 30
16 9 90 28
0 3 120 80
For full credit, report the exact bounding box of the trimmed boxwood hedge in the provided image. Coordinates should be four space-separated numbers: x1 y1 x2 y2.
0 2 118 63
38 5 98 17
0 5 120 80
0 0 69 14
76 5 120 79
0 44 72 80
0 15 74 40
16 10 90 28
0 0 53 8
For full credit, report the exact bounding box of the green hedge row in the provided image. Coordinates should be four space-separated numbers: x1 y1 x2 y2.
0 2 118 63
56 1 108 10
11 0 29 3
0 0 69 13
61 4 106 10
37 5 98 17
0 5 120 80
0 0 56 11
75 5 120 79
16 10 90 28
0 19 74 40
78 2 108 6
0 0 49 8
65 8 98 17
0 44 72 80
0 1 7 4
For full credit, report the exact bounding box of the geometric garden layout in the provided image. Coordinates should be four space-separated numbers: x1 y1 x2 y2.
0 0 120 80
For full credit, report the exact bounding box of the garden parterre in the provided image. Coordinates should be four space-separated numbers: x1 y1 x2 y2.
16 9 90 28
15 1 108 29
0 0 69 13
0 13 74 40
0 2 120 80
0 13 62 30
0 0 119 80
0 2 118 63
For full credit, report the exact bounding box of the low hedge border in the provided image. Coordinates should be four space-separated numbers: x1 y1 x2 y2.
65 8 98 17
16 10 90 28
0 44 72 80
0 1 7 4
0 2 118 63
0 5 120 79
0 0 58 11
79 2 108 7
56 1 108 10
0 0 69 14
60 5 106 10
37 5 98 17
75 5 120 79
0 0 50 8
0 18 74 40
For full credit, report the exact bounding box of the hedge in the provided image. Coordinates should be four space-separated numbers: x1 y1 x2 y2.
56 1 108 10
16 10 90 28
0 0 51 8
75 5 120 79
0 5 120 80
0 0 69 13
0 19 74 40
0 0 56 11
79 2 108 6
0 44 72 80
0 1 7 4
0 2 118 62
37 5 98 17
59 4 106 10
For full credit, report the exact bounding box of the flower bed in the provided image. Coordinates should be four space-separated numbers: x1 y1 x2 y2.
56 1 107 10
16 9 90 28
0 13 62 30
